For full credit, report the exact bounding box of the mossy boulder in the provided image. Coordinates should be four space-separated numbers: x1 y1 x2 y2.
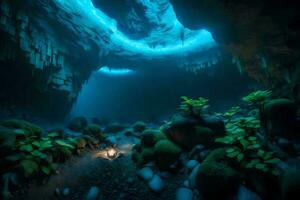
141 129 167 147
83 124 104 140
0 119 43 137
104 123 126 133
68 117 88 132
281 169 300 200
132 146 155 166
262 98 298 139
202 114 226 136
154 139 182 170
163 114 216 149
196 162 241 199
132 121 146 133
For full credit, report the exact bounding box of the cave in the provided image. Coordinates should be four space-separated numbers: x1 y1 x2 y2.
0 0 300 200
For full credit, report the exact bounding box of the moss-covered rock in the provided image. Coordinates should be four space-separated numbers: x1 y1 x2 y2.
154 139 182 170
83 124 104 140
104 123 126 133
67 117 87 132
132 121 146 133
141 129 167 147
0 119 43 137
196 162 241 199
163 115 216 149
0 126 16 157
132 146 155 166
281 169 300 200
262 98 298 139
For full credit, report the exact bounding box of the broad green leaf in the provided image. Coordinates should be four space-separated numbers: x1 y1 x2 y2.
55 140 74 149
41 166 51 175
237 153 244 162
226 148 236 153
227 151 239 158
20 159 38 177
264 158 281 164
48 132 59 137
5 154 23 161
20 144 33 152
248 136 257 141
14 129 26 135
255 163 267 170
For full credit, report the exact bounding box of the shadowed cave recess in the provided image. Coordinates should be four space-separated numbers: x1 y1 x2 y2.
0 0 300 200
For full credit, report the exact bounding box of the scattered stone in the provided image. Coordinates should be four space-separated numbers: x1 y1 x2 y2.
132 121 146 133
86 186 99 200
148 175 165 192
138 167 154 181
185 160 199 170
183 180 189 188
175 187 193 200
62 188 70 196
188 164 200 188
68 117 87 132
159 171 172 179
236 185 261 200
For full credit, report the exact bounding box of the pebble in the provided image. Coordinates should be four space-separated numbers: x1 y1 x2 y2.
236 185 262 200
176 187 193 200
188 164 201 188
148 175 165 192
185 160 199 170
62 188 70 196
86 186 99 200
138 167 154 181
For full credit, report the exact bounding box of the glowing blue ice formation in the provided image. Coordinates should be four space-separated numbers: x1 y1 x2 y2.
52 0 217 61
98 66 135 76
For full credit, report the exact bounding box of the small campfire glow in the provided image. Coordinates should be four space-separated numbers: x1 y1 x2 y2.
94 146 120 161
93 144 133 161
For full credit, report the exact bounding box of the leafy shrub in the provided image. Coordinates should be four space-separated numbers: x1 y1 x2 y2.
242 90 272 107
179 96 209 115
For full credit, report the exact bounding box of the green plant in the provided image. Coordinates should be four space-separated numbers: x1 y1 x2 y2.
223 106 242 123
242 90 272 106
215 122 280 176
233 117 260 134
179 96 209 115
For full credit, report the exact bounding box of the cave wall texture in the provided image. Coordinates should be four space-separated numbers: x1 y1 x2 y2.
171 0 300 101
0 0 299 118
0 0 101 118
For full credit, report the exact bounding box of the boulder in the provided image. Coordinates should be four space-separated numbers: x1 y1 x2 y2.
196 162 241 199
104 123 126 133
262 98 298 139
86 186 100 200
132 146 155 166
154 139 182 170
202 114 226 136
132 121 146 133
163 115 215 149
67 117 87 132
141 129 167 147
236 185 262 200
0 126 16 157
83 124 104 140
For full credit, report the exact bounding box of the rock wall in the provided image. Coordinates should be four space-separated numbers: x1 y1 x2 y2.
0 0 100 118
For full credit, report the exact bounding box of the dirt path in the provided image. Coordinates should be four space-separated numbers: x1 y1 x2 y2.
20 152 185 200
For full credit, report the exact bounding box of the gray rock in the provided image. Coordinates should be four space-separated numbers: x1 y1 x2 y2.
148 175 165 192
185 160 199 170
176 187 193 200
188 164 201 188
138 167 154 181
86 186 99 200
236 185 261 200
62 188 70 196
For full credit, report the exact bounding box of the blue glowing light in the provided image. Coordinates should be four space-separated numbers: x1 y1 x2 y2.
98 66 135 76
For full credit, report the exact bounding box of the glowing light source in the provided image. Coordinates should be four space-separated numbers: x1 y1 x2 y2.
94 146 120 161
98 66 135 76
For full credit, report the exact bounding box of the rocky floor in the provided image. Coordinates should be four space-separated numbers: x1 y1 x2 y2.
18 152 185 200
